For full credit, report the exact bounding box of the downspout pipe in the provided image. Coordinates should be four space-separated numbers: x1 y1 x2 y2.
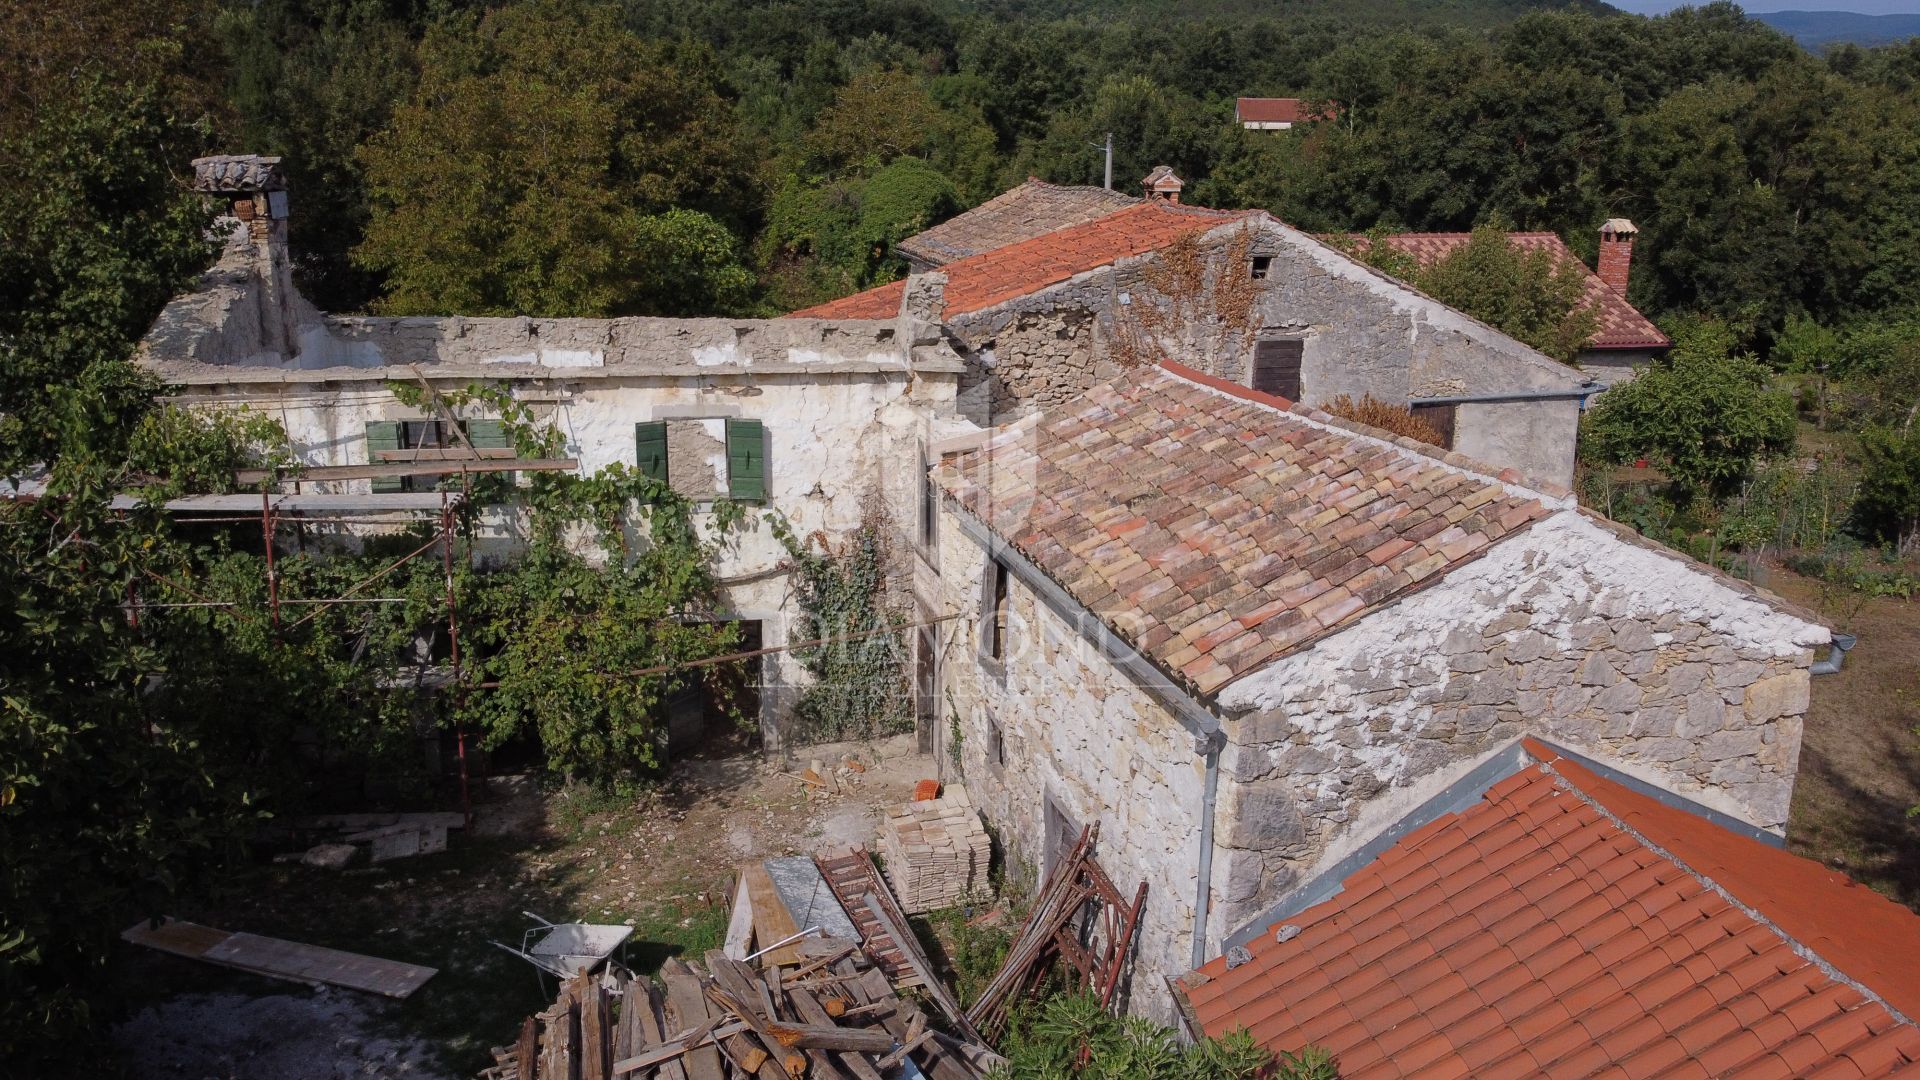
1811 633 1856 676
1408 381 1606 407
948 506 1229 972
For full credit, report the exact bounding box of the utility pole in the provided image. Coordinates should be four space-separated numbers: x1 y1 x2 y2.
1089 132 1114 189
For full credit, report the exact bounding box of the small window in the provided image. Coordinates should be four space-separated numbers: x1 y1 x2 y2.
367 419 498 493
1250 337 1305 402
1410 403 1458 450
985 707 1005 771
1250 256 1273 280
632 418 768 502
979 560 1010 664
919 442 939 554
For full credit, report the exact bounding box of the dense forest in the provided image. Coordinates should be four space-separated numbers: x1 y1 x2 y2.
5 0 1920 1070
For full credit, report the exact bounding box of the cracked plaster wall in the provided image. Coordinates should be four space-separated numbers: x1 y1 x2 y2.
1206 511 1830 938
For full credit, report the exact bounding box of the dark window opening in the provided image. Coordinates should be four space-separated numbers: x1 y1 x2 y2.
1250 337 1305 402
989 562 1009 660
985 708 1005 771
1410 402 1458 450
368 419 504 493
1250 256 1273 280
919 442 939 553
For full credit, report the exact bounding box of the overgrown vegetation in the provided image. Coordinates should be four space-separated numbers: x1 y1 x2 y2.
989 993 1304 1080
1320 393 1447 446
773 502 915 745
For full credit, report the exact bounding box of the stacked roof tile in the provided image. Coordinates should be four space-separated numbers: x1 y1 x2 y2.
894 179 1140 269
1353 232 1670 351
1181 739 1920 1079
788 201 1253 321
932 363 1551 695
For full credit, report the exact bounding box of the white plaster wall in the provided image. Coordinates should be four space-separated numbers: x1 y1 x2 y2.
172 369 959 750
935 521 1209 1022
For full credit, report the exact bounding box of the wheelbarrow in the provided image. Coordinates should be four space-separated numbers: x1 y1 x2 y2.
491 911 633 991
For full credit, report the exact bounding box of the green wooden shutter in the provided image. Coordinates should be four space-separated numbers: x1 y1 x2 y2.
635 422 669 495
466 419 513 488
726 419 766 503
465 419 509 449
365 420 403 494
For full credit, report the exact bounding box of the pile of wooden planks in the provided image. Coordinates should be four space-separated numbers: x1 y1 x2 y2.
875 786 990 914
480 940 1002 1080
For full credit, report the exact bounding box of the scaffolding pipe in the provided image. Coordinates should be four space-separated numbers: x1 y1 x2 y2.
262 491 279 629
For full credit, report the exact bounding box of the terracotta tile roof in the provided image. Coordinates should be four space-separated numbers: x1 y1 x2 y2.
788 201 1253 321
894 178 1140 268
931 362 1551 695
1236 98 1333 125
1353 232 1669 351
1183 739 1920 1078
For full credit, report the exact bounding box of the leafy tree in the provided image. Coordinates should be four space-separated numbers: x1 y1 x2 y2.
1580 317 1797 498
215 0 418 311
353 0 756 317
1850 424 1920 554
0 79 215 478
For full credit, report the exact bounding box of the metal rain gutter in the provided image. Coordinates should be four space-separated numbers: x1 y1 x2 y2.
1408 382 1607 407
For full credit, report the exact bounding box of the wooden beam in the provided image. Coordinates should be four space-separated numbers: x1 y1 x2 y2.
235 458 578 484
375 447 517 461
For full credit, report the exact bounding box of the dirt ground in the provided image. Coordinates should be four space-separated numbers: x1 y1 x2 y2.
112 733 937 1078
1771 569 1920 907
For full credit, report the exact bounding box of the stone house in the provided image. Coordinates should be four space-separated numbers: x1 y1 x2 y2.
140 156 968 748
1234 97 1335 131
895 178 1138 274
923 362 1832 1018
796 172 1600 490
1351 221 1671 383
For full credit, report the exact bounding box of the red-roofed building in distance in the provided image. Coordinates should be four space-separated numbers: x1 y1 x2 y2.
1236 97 1337 130
924 360 1834 1020
1178 739 1920 1077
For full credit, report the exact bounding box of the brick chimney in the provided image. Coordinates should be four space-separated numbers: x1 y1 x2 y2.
1142 166 1184 203
1597 218 1637 295
192 155 298 358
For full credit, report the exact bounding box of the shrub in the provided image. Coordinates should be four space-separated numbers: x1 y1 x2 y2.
990 993 1300 1080
1321 393 1446 446
1852 424 1920 554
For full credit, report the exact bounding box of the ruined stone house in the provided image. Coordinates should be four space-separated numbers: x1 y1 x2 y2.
1348 221 1671 383
140 156 972 748
794 171 1600 490
921 362 1832 1019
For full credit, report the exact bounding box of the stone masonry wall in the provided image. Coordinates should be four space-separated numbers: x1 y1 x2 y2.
951 309 1111 423
1205 511 1830 938
936 518 1209 1021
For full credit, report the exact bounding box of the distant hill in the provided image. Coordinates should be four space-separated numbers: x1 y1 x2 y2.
1753 9 1920 49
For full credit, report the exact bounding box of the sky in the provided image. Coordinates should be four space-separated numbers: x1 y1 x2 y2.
1609 0 1920 12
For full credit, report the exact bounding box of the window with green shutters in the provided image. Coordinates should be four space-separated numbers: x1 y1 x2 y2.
635 422 669 494
726 419 766 502
365 420 404 493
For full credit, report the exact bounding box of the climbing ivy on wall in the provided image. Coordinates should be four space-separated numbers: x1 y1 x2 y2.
771 499 914 745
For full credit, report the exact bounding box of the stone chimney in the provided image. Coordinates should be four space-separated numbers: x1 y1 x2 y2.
192 155 299 358
1597 218 1637 296
1142 166 1184 203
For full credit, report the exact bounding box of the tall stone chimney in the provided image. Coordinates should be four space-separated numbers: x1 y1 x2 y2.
192 155 299 359
1597 218 1637 296
1142 166 1184 203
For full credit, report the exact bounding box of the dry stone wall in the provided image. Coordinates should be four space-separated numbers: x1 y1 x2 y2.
935 520 1209 1022
1207 511 1829 937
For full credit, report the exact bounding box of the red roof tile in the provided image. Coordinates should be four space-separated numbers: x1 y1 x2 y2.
1236 98 1334 125
788 201 1254 320
1182 741 1920 1078
894 178 1140 268
932 363 1549 695
1353 232 1669 351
